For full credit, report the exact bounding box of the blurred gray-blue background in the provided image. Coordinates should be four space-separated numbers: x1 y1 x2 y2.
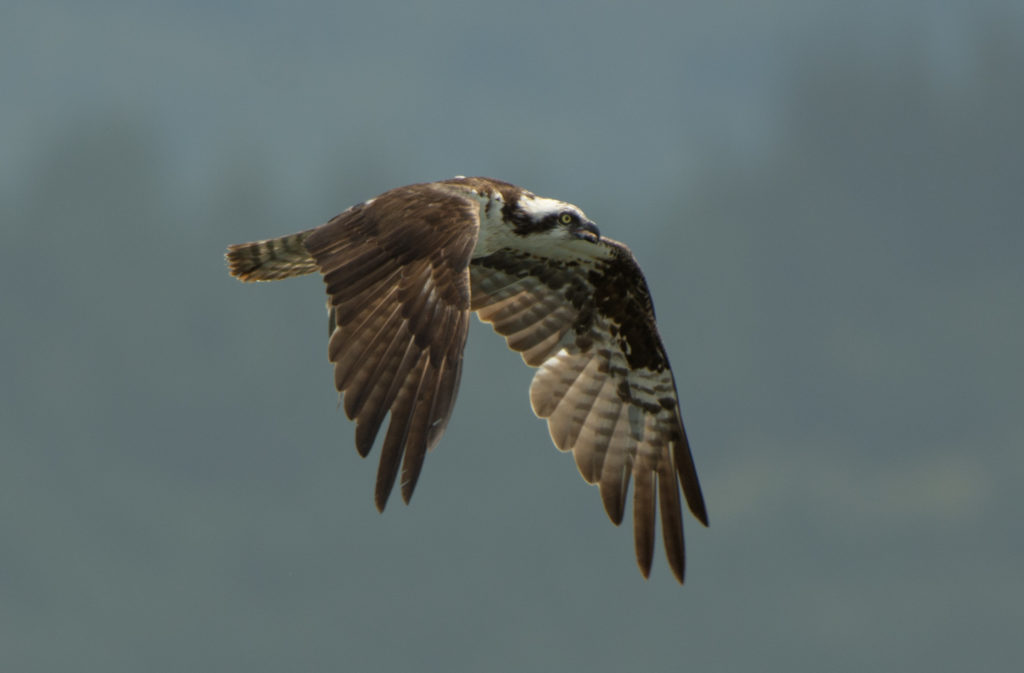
3 1 1022 670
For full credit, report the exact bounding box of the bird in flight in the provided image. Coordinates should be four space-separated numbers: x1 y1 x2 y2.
226 176 707 582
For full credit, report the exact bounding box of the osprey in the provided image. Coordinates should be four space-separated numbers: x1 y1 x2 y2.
226 176 707 582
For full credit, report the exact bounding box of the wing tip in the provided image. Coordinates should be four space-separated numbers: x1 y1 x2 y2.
682 475 709 527
637 562 652 580
693 503 710 528
400 479 418 505
374 481 394 512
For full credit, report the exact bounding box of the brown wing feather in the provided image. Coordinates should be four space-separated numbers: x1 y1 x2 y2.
471 244 707 583
303 184 479 510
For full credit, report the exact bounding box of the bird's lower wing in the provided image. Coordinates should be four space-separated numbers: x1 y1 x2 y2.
471 249 706 583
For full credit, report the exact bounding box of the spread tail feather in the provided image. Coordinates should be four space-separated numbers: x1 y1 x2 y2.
226 230 318 281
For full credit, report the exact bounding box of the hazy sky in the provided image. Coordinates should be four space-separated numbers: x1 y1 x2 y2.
3 2 1022 671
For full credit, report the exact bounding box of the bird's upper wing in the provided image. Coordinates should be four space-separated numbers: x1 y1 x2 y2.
470 243 707 582
303 183 480 510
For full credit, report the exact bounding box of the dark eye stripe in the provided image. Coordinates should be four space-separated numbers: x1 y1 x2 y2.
509 212 558 236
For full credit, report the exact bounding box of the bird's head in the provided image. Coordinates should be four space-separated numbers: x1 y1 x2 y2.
503 194 601 245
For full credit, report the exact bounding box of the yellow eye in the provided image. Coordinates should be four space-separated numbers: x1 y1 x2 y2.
559 212 574 224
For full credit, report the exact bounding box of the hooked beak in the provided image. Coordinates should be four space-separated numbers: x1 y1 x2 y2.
574 219 601 242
